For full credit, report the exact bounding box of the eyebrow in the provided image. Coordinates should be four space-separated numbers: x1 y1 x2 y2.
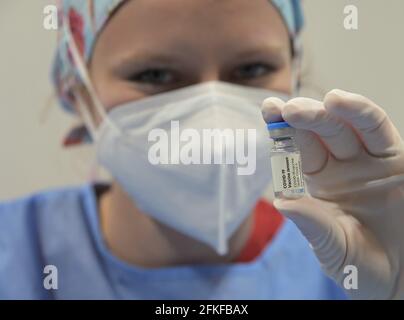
230 44 290 65
111 50 188 76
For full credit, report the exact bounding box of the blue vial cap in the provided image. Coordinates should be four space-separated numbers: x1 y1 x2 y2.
267 121 292 131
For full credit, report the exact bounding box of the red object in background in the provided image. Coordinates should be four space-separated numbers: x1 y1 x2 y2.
236 200 284 263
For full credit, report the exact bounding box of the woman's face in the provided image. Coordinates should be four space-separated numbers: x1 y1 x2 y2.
89 0 293 111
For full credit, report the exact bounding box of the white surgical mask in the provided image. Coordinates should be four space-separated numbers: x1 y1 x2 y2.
95 82 290 254
65 24 290 254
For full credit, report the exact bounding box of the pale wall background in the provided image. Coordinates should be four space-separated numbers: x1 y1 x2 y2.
1 0 404 200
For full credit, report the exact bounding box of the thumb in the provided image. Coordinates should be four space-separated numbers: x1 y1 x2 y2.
273 196 347 277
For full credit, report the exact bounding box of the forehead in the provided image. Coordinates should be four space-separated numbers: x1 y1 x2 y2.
93 0 290 57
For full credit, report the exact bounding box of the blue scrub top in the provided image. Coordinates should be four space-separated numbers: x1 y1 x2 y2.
0 184 346 300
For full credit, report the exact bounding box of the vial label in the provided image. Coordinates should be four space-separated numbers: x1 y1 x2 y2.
271 153 305 194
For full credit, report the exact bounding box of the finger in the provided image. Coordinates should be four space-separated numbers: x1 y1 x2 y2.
261 97 285 123
282 98 362 160
274 196 347 276
294 129 329 174
324 89 402 157
262 97 327 174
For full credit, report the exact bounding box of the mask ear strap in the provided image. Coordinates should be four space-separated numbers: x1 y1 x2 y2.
63 17 120 137
72 90 99 141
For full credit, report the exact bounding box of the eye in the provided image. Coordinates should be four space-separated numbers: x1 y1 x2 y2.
128 68 177 86
232 63 276 81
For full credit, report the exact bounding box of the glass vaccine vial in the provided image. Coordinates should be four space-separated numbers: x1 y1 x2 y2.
268 121 305 199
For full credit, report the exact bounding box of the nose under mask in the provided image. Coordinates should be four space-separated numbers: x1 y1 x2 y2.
90 82 289 254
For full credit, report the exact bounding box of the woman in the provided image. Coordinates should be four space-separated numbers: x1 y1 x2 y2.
0 0 403 299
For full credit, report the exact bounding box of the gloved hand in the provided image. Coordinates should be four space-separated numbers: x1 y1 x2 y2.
262 90 404 299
